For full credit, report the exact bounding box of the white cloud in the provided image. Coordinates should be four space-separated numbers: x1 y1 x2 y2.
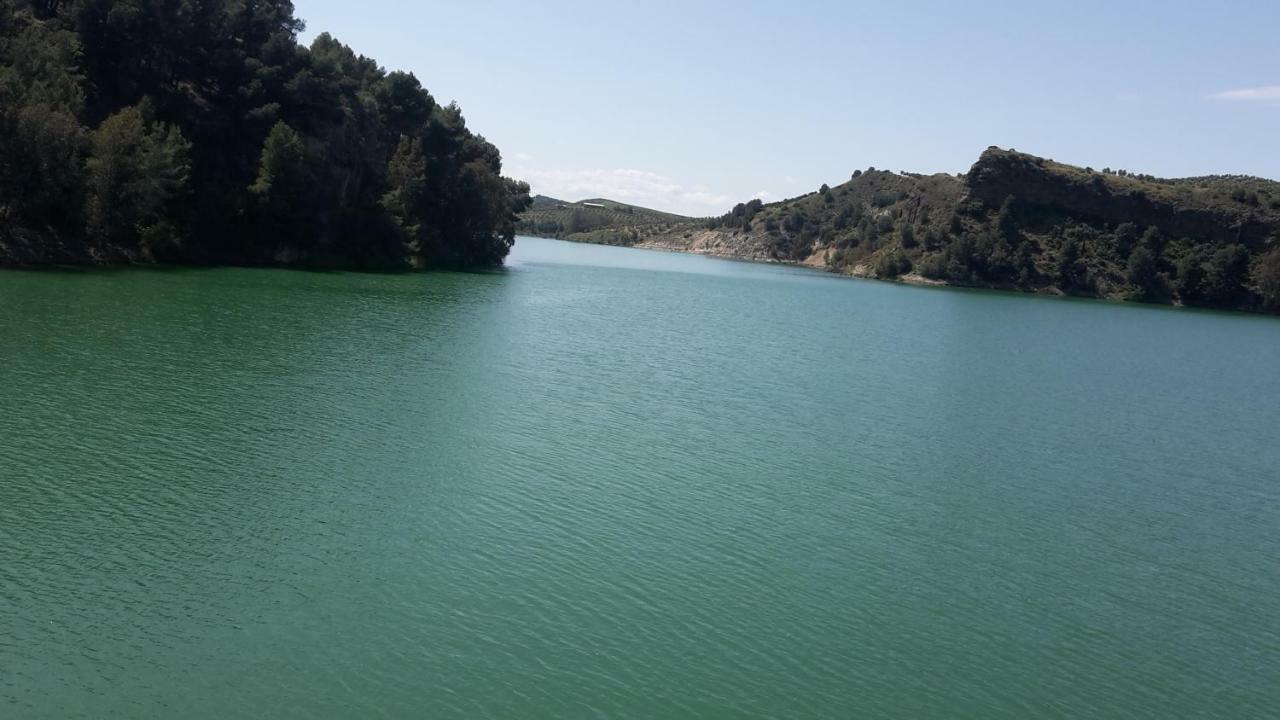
509 166 734 216
751 191 773 202
1207 85 1280 103
512 152 535 162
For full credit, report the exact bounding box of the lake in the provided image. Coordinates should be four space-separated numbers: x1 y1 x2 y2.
2 236 1278 718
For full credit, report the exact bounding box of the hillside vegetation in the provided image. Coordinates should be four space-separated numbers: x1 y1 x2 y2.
0 0 530 270
524 148 1280 313
516 196 696 246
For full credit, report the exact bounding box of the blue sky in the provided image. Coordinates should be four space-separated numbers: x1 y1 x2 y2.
297 0 1280 216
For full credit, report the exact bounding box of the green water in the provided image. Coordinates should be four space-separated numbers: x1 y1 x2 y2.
2 237 1278 718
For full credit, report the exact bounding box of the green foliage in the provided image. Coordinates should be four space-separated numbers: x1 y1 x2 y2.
1126 246 1167 302
1174 248 1207 304
1202 245 1250 307
916 252 947 280
515 141 1280 314
0 0 528 269
381 135 427 246
0 102 85 227
250 122 308 204
1139 226 1166 254
568 209 591 234
0 3 86 226
1112 222 1139 258
995 195 1020 244
1255 249 1280 311
872 191 900 208
85 103 190 244
515 196 685 244
1056 235 1090 294
713 198 764 231
874 248 912 279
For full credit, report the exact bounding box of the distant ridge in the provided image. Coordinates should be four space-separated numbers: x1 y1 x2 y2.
518 148 1280 313
517 196 693 246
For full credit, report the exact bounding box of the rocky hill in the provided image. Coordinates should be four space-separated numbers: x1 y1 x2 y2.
522 148 1280 313
516 196 695 246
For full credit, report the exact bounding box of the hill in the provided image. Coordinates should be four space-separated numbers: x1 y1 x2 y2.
516 196 696 246
528 149 1280 313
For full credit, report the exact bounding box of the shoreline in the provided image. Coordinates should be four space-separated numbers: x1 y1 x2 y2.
555 232 960 289
527 234 1272 315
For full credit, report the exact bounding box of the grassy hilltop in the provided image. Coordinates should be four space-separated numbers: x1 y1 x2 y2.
520 148 1280 313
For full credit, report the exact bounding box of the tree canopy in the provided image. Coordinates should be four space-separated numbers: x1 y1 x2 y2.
0 0 530 269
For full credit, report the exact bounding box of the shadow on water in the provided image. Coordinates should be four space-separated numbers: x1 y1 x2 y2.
891 275 1280 322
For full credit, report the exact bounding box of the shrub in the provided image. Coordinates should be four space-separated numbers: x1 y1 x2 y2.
917 252 947 280
874 249 912 279
1126 246 1167 302
1203 244 1250 306
1256 249 1280 311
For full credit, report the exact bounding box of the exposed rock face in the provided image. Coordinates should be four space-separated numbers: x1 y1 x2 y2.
967 148 1279 248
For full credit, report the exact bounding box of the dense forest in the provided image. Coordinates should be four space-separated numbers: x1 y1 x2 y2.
0 0 530 269
529 148 1280 314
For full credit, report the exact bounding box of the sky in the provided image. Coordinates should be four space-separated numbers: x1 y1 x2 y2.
297 0 1280 216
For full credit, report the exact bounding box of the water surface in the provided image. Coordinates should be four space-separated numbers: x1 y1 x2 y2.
2 237 1278 718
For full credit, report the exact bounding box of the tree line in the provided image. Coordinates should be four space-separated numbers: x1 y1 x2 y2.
0 0 530 269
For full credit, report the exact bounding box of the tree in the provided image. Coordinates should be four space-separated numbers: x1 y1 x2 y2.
381 135 428 254
1202 244 1251 307
0 4 86 226
0 0 529 269
248 121 317 253
875 249 912 278
85 103 190 245
1126 246 1166 301
1112 222 1139 258
1175 249 1206 304
1139 226 1165 254
1057 236 1087 293
1255 249 1280 312
996 195 1021 245
0 103 85 227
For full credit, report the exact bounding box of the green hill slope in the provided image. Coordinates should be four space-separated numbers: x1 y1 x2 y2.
516 196 695 246
534 148 1280 313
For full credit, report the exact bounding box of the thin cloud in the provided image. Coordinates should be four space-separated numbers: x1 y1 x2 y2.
509 166 733 215
1207 85 1280 103
751 191 773 201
